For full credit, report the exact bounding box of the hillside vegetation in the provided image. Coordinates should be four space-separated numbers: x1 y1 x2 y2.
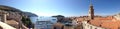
0 5 37 28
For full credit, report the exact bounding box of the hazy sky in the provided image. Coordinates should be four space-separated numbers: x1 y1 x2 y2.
0 0 120 16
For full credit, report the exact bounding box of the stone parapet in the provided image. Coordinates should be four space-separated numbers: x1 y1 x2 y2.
82 21 107 29
114 13 120 20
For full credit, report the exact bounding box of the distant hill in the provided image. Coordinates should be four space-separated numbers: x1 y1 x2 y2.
22 12 38 17
0 5 38 20
0 5 38 28
0 5 22 12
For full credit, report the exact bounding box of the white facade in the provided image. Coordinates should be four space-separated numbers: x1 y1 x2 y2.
72 20 78 26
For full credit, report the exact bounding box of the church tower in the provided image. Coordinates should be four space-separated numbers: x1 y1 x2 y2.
88 0 94 20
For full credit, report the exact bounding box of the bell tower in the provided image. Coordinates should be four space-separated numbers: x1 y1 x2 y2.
88 0 94 20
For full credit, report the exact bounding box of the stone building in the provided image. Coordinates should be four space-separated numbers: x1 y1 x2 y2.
82 0 107 29
0 10 16 29
0 10 9 23
114 13 120 20
82 21 106 29
88 0 94 20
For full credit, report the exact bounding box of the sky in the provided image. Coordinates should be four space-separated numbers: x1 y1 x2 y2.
0 0 120 17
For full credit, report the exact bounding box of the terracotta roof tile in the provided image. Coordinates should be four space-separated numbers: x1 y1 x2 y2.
89 17 120 29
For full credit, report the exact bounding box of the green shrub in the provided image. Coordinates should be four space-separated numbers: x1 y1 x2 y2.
21 17 34 28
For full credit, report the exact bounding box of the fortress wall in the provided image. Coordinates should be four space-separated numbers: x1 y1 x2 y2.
82 21 106 29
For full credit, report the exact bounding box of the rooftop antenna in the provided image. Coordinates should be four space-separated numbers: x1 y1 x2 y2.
90 0 93 6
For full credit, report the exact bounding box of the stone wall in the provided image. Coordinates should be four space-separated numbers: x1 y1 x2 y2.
0 10 8 23
82 21 106 29
114 13 120 20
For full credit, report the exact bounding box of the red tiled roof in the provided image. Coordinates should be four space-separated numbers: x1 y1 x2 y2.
89 16 120 29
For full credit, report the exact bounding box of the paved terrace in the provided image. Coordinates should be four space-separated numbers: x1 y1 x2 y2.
0 21 16 29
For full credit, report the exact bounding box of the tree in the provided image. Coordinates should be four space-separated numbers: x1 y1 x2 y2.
21 17 34 28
